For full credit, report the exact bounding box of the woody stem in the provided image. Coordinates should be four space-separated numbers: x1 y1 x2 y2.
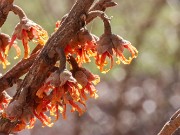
10 5 27 20
56 47 66 72
87 11 112 35
67 55 79 70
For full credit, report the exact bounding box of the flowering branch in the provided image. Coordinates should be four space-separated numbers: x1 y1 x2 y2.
0 0 138 134
0 0 95 133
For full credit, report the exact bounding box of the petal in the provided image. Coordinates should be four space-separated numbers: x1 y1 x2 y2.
5 35 17 56
12 44 21 59
22 30 30 59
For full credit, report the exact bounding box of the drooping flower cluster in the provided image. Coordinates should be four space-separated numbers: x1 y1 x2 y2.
65 28 98 65
96 34 138 73
4 99 35 132
55 18 138 73
33 67 99 127
8 17 48 59
65 29 138 73
0 17 48 68
0 4 139 132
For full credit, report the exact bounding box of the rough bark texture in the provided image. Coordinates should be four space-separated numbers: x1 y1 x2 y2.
0 52 38 93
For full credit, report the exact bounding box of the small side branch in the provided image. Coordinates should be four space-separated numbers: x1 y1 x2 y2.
0 52 39 94
10 5 27 20
90 0 117 12
87 11 112 34
86 0 117 24
158 109 180 135
56 47 66 72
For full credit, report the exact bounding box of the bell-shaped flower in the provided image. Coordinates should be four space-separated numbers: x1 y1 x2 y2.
35 69 86 125
96 34 138 73
71 67 100 100
65 28 98 65
8 17 48 58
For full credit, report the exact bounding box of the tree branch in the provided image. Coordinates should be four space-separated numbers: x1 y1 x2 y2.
0 44 43 94
0 52 38 94
158 109 180 135
0 0 14 27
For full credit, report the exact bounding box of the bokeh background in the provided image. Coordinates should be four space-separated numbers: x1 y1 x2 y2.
1 0 180 135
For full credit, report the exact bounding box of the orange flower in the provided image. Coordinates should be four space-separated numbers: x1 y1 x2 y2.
12 121 26 132
0 91 11 110
65 28 98 65
35 69 87 126
0 33 21 68
26 117 36 129
54 20 61 31
96 34 138 73
58 69 86 115
8 17 48 59
71 67 100 100
68 55 100 100
12 117 36 132
34 110 53 127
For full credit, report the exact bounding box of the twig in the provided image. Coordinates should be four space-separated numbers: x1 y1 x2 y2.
0 52 39 94
87 11 112 34
90 0 117 12
86 0 117 24
158 109 180 135
10 5 27 20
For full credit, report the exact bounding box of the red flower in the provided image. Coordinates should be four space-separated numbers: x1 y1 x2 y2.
0 33 20 68
65 28 98 65
35 69 87 126
8 17 48 59
71 67 100 100
0 92 11 110
96 34 138 73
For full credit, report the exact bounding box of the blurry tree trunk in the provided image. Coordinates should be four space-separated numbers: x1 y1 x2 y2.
112 0 167 134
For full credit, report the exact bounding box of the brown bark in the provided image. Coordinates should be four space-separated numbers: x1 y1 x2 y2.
0 52 38 94
158 109 180 135
0 0 14 27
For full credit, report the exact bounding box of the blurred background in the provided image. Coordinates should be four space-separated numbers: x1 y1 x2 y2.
1 0 180 135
